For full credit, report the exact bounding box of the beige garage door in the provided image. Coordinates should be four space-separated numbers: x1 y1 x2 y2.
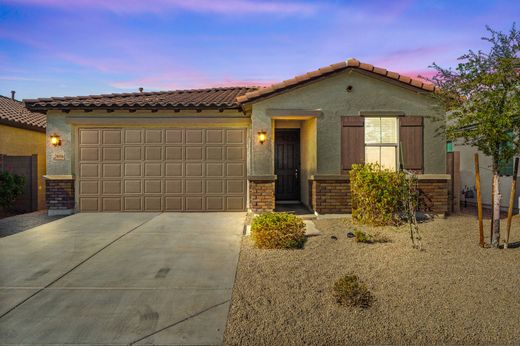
78 127 247 212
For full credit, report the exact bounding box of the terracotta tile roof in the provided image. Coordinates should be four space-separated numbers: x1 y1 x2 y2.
24 87 256 111
0 95 46 131
236 58 436 103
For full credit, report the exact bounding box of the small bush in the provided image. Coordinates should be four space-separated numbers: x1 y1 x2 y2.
0 171 25 211
350 163 417 226
333 274 373 308
353 229 373 243
251 212 306 249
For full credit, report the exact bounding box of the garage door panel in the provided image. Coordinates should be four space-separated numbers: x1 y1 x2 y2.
206 163 224 177
124 163 142 177
102 130 122 145
144 196 162 211
102 197 122 211
145 129 163 144
102 180 122 194
206 180 224 194
79 127 246 212
226 147 245 161
103 147 122 161
124 147 142 161
145 147 163 161
124 196 142 211
80 129 100 145
185 180 204 194
206 147 224 161
80 197 99 212
102 163 122 178
125 129 143 144
165 129 183 144
206 196 224 211
80 180 99 195
226 129 245 144
165 163 183 177
206 129 224 144
144 180 162 194
227 180 245 194
165 146 182 160
165 196 183 211
80 163 100 178
185 197 204 211
186 129 204 144
185 163 203 177
124 180 142 194
185 146 204 160
165 180 183 194
80 147 99 161
144 163 162 177
226 163 245 177
226 196 245 211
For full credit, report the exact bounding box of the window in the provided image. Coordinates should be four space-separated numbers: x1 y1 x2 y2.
364 117 398 170
446 141 453 153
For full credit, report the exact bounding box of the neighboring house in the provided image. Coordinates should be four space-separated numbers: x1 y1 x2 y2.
0 93 47 211
24 58 450 215
452 142 519 212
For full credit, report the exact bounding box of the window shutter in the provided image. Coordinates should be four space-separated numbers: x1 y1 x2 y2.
399 116 423 172
341 116 365 174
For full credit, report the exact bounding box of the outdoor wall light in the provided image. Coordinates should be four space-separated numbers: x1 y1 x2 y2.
50 134 62 146
258 130 267 144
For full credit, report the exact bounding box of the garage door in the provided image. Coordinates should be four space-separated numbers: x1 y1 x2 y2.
78 127 247 212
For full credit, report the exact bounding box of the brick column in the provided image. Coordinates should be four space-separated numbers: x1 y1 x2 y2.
248 176 276 213
310 176 351 214
45 176 75 216
417 175 450 215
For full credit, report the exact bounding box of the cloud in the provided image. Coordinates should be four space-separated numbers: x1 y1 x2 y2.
4 0 318 15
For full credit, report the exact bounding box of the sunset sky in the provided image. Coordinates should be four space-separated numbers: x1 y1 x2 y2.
0 0 518 99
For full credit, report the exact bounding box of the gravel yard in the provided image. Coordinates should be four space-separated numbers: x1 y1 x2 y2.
224 214 520 345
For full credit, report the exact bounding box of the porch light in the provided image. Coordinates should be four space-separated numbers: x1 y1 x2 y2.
257 130 267 144
50 134 62 146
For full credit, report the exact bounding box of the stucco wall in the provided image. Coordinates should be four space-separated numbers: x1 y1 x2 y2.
250 69 446 176
455 142 519 211
0 124 46 209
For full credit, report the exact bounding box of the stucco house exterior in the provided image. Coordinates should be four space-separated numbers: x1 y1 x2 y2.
0 93 47 211
24 58 450 215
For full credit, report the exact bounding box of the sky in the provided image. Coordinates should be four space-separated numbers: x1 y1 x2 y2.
0 0 518 99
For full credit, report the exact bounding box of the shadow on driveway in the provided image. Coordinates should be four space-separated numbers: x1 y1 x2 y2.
0 210 68 238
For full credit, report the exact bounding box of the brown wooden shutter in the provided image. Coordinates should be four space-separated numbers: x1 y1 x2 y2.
399 116 423 172
341 116 365 174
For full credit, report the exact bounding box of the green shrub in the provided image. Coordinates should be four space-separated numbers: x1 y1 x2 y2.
333 274 373 308
350 163 414 226
251 212 306 249
0 171 25 211
353 229 373 243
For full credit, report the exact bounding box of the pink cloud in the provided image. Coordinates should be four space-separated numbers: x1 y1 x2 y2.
5 0 318 15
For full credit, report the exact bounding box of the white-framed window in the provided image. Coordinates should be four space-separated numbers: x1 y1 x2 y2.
364 117 398 170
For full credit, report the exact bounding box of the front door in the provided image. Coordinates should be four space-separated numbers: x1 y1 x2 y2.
275 129 300 201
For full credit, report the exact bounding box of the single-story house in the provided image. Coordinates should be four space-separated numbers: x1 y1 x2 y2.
24 58 450 215
0 92 47 211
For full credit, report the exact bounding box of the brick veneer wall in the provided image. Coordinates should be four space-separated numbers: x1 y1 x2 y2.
249 180 275 212
46 179 75 211
417 179 449 214
310 179 351 214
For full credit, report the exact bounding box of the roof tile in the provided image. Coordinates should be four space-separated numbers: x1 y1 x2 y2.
0 96 46 129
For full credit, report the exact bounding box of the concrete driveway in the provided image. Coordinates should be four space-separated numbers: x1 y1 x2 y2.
0 212 245 345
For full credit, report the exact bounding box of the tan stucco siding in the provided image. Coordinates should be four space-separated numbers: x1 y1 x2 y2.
250 69 446 176
0 124 46 209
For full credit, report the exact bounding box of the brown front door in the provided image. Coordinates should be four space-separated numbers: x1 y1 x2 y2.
275 129 300 201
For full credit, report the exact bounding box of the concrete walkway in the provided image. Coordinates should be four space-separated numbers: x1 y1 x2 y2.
0 212 245 345
0 210 67 238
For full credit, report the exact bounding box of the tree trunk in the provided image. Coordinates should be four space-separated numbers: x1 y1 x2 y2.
491 165 501 247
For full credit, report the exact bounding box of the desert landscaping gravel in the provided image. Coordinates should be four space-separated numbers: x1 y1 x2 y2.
224 214 520 345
